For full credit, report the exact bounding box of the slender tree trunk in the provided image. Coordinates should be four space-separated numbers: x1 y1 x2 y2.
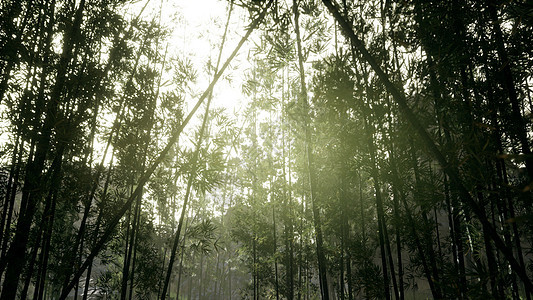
383 198 399 300
199 250 204 300
387 145 405 300
157 247 167 299
400 190 442 299
340 228 345 300
340 176 353 300
410 143 443 297
229 249 232 300
20 225 42 300
214 250 220 298
273 206 280 300
487 1 533 179
0 136 19 249
175 214 190 300
188 270 193 300
35 147 65 300
128 200 140 300
281 66 295 300
293 1 329 298
364 115 391 300
297 195 304 300
479 190 504 298
0 139 23 263
393 189 404 300
252 228 257 299
120 196 133 298
175 241 185 299
81 156 113 300
121 184 144 300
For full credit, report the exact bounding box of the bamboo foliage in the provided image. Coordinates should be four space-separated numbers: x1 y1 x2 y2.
0 0 532 299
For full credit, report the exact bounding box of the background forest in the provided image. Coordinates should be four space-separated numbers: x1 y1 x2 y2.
0 0 532 299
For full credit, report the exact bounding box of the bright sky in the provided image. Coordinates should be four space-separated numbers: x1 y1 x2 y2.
157 0 250 114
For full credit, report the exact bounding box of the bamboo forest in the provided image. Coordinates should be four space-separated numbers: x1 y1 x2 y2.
1 0 533 299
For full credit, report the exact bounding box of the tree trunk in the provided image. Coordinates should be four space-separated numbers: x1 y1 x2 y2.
293 1 329 298
35 147 65 300
128 200 141 300
20 225 42 300
0 139 23 263
487 1 533 179
273 206 280 300
364 115 391 300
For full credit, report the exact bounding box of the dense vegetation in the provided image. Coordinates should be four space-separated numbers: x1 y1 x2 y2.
0 0 532 299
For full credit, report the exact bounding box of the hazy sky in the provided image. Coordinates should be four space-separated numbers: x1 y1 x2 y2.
162 0 250 114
